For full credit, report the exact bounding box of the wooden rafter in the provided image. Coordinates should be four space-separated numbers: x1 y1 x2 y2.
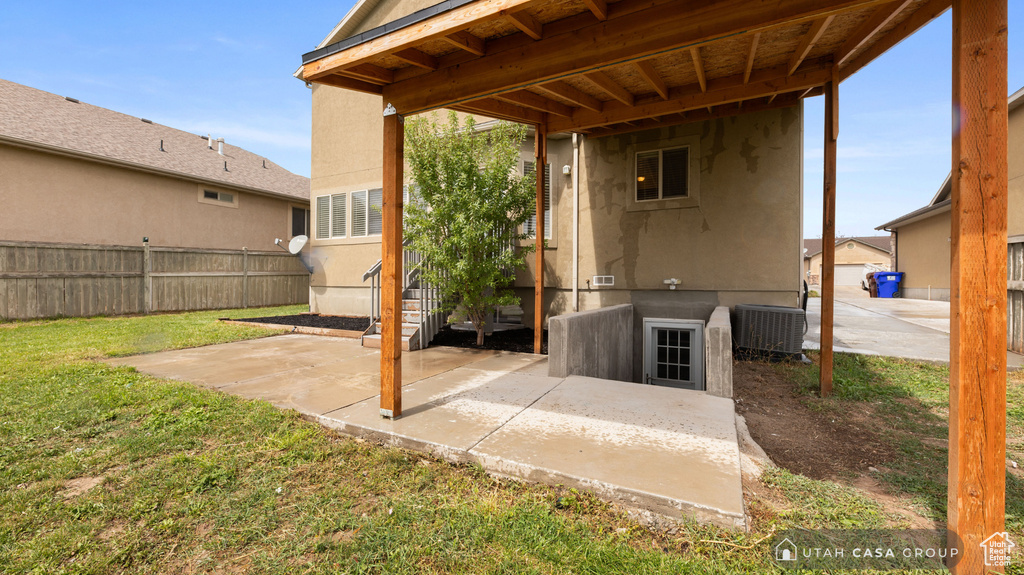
535 81 603 112
634 60 669 99
371 0 890 115
583 71 635 106
744 32 761 83
317 74 383 94
835 0 914 67
341 63 394 85
507 10 543 40
455 98 546 124
690 47 707 92
788 16 834 75
493 90 574 117
582 0 608 20
586 92 803 138
391 48 439 70
839 0 951 80
548 60 832 132
443 31 486 56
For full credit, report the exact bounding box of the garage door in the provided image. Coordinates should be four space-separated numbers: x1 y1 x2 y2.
834 264 867 286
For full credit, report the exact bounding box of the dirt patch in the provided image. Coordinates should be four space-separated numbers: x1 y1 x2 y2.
431 325 547 354
234 314 370 332
61 476 103 499
733 360 896 481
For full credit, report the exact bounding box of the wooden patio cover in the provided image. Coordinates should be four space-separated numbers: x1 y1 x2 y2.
301 1 1008 571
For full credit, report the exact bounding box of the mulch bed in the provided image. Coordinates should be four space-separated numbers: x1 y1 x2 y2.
430 325 547 354
733 360 896 480
237 314 370 332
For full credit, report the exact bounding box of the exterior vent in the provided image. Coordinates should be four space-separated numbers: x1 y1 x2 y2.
734 304 804 356
592 275 614 287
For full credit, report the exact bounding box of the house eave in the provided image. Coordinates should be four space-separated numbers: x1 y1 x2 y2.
876 199 952 231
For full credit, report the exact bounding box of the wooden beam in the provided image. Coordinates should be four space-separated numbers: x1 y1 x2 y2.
690 47 707 92
392 47 439 70
819 72 838 398
493 90 575 117
744 32 761 83
443 31 486 56
316 74 383 94
380 103 404 419
789 16 834 75
547 60 832 132
835 0 914 67
634 60 669 99
507 10 543 40
302 0 539 79
340 63 394 85
947 0 1007 571
377 0 890 114
535 81 603 112
534 124 547 355
839 0 951 80
583 71 634 106
586 92 803 137
582 0 608 20
456 98 547 124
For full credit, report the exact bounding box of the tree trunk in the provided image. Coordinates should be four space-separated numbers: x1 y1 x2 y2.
476 326 485 346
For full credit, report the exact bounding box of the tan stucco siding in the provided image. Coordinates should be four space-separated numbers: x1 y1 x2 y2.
895 210 951 293
0 143 302 250
804 241 891 280
1010 104 1024 237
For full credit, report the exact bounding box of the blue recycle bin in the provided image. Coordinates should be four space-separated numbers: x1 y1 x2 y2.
873 272 904 298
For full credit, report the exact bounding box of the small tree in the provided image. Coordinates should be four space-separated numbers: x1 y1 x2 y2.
405 112 536 346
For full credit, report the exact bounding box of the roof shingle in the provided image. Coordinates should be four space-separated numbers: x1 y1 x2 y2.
0 79 309 202
803 235 892 258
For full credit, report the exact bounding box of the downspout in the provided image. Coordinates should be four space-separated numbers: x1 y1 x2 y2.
572 133 580 312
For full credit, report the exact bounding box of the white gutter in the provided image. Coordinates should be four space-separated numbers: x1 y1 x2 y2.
572 133 580 312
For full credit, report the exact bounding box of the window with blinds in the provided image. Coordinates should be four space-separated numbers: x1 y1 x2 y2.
315 194 347 239
316 196 330 240
351 191 368 237
523 161 552 240
368 188 383 236
635 146 689 201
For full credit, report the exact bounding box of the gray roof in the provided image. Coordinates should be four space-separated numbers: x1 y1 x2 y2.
803 236 892 258
0 79 309 202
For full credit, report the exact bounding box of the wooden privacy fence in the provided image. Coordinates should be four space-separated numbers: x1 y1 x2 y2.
1009 238 1024 353
0 241 309 320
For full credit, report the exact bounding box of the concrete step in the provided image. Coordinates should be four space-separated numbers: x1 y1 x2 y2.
375 322 420 337
361 332 421 351
402 299 421 312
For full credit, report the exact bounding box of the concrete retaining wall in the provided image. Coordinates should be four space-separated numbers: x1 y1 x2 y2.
548 304 633 382
704 306 733 398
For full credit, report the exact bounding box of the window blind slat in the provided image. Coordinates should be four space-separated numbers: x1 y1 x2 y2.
368 188 383 236
331 194 347 237
351 191 368 237
316 196 330 240
636 151 660 201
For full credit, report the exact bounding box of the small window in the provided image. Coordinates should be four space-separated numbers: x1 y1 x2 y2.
198 187 237 208
643 318 705 390
635 147 689 202
292 206 310 238
315 194 346 239
847 243 855 250
523 161 552 240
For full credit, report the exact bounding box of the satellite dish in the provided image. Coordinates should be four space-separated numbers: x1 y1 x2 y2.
288 235 308 255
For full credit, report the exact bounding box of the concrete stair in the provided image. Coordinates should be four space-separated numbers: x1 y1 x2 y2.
361 297 424 351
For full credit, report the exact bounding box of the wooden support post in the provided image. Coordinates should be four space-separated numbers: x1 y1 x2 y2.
819 72 838 398
242 247 249 309
534 124 547 354
380 103 404 419
948 0 1007 571
142 239 152 315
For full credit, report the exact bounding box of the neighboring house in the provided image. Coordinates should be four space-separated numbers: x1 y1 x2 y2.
876 86 1024 302
303 0 803 368
0 79 311 250
802 236 893 287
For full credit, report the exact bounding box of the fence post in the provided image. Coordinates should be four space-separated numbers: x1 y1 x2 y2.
242 247 249 309
142 239 152 314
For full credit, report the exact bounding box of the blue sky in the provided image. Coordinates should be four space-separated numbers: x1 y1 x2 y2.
1 2 1021 238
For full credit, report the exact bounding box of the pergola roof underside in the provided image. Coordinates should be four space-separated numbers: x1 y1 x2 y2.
303 0 946 135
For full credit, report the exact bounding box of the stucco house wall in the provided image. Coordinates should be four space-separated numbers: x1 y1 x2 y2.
0 143 304 251
804 240 892 284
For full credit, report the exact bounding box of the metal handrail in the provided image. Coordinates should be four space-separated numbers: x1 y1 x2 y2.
361 239 445 350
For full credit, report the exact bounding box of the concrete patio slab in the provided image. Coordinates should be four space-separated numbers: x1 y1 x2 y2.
113 334 746 529
469 376 745 528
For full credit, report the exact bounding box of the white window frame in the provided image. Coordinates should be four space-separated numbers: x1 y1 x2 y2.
634 145 690 203
522 160 553 241
314 193 348 240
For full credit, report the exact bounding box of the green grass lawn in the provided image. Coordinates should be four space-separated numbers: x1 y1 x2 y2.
0 309 1015 573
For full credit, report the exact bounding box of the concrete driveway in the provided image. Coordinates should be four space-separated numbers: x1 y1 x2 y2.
804 286 1023 367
